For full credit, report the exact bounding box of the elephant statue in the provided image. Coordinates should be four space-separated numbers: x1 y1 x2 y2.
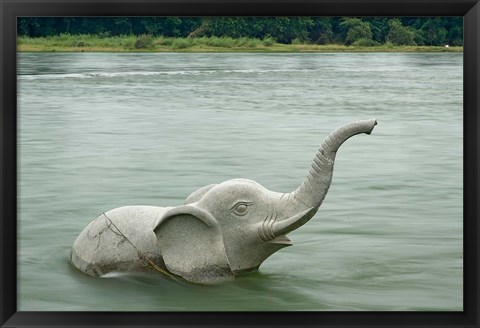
71 118 377 284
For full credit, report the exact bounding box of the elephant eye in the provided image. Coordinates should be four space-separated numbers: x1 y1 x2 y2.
231 202 252 216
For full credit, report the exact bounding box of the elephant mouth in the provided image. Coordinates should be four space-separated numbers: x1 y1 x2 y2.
259 207 316 245
270 235 293 245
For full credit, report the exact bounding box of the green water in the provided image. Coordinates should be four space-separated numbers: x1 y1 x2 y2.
17 52 462 311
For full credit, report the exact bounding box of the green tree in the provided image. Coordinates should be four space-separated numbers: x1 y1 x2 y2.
444 17 463 46
249 17 313 43
362 17 390 43
339 18 373 45
113 18 133 35
202 17 250 38
419 17 448 45
17 18 32 36
141 17 189 36
16 16 463 47
386 19 416 45
309 17 333 44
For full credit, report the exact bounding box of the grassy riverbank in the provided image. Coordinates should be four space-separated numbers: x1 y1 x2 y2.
17 35 463 53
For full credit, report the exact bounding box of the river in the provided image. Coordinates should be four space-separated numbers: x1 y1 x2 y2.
17 52 462 311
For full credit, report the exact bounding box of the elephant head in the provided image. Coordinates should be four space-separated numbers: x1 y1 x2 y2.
153 119 377 284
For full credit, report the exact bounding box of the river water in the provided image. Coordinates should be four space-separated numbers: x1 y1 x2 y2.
17 52 462 311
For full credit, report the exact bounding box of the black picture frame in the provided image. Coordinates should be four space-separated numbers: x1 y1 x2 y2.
1 0 479 327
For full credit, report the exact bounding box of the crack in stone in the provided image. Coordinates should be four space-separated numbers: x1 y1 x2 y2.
86 217 110 250
100 213 174 279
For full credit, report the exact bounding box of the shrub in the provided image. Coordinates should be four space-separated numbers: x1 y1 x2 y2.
120 38 136 49
236 37 259 48
156 37 174 46
134 34 154 49
384 41 395 49
74 41 88 47
171 38 191 49
352 38 376 47
262 36 275 47
247 39 260 48
291 38 306 45
204 36 235 48
241 38 261 48
97 31 111 38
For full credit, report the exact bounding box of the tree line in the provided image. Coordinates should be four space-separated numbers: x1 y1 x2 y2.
17 17 463 46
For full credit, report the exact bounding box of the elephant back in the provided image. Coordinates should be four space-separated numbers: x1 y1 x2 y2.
70 206 168 276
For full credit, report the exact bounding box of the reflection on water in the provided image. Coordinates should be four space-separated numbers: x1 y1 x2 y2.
18 52 462 311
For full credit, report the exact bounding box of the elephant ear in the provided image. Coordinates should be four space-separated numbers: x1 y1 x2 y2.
154 206 234 284
184 184 217 204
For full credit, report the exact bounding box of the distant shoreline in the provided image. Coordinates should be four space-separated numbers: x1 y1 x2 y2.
17 35 463 53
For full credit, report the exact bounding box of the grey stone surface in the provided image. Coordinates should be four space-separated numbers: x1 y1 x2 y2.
71 118 377 284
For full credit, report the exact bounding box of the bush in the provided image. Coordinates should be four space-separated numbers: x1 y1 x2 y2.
120 36 136 49
156 37 174 46
134 34 154 49
291 38 306 45
236 37 260 48
97 31 111 38
315 33 332 45
262 36 275 47
171 38 191 49
384 41 395 49
352 38 376 47
248 39 261 48
204 36 235 48
73 41 88 47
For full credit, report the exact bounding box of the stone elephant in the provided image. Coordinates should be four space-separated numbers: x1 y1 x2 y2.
71 118 377 284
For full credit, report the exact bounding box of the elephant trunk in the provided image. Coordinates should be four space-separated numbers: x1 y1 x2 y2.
292 118 377 209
